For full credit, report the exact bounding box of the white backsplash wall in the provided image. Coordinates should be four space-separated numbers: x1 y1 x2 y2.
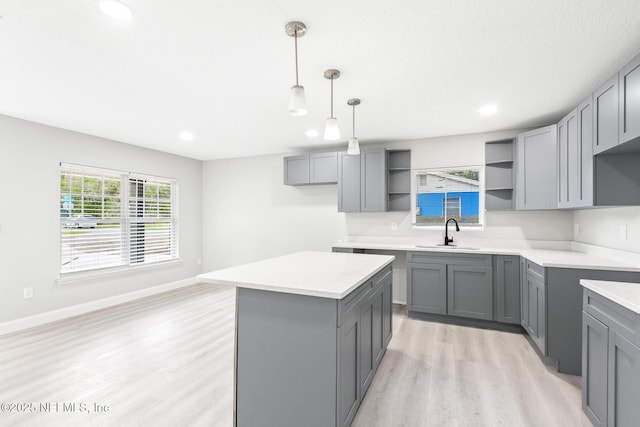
574 207 640 253
0 115 203 324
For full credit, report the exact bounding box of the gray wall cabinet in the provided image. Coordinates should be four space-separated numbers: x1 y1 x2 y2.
619 52 640 145
593 74 619 155
557 108 579 208
485 138 516 211
236 265 392 427
284 152 338 185
495 255 521 324
407 252 493 321
387 150 411 211
582 289 640 427
576 95 594 207
338 149 388 213
516 125 558 210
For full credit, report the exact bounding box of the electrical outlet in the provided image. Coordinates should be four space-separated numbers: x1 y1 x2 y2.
620 224 627 240
23 287 33 299
574 224 580 236
391 222 398 231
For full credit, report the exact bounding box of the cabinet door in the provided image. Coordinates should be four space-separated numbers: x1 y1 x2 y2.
520 257 528 328
283 155 309 185
608 332 640 427
619 53 640 144
577 95 594 207
360 149 387 212
338 313 360 427
516 125 558 210
359 297 374 397
496 256 521 324
566 109 580 207
310 152 338 184
382 279 393 347
446 265 493 320
557 116 568 208
582 312 608 427
371 286 385 369
593 73 619 154
407 263 446 314
526 275 547 354
338 152 361 212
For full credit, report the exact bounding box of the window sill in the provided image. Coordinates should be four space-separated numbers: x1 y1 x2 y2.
56 259 183 285
412 224 485 231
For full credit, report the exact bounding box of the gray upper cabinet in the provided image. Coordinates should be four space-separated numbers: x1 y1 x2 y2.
577 95 594 207
338 149 387 213
284 152 338 185
619 53 640 145
284 155 310 185
310 152 338 184
360 149 387 212
338 152 362 212
516 125 558 210
593 73 619 155
485 139 516 211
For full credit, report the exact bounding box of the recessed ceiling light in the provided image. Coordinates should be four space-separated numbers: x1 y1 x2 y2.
478 104 498 116
305 129 319 138
178 132 194 141
99 1 132 20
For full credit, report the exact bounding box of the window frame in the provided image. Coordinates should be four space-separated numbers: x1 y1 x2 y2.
59 163 179 279
412 165 485 229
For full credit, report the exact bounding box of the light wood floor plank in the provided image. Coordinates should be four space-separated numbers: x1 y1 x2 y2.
1 285 591 427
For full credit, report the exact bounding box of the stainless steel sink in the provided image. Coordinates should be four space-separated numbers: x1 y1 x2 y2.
415 244 480 250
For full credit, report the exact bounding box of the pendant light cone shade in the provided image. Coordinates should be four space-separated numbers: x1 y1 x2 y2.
346 98 361 154
324 117 340 140
289 85 307 116
347 137 360 155
324 69 341 140
286 22 307 116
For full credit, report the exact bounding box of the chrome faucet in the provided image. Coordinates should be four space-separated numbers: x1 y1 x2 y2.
444 217 460 246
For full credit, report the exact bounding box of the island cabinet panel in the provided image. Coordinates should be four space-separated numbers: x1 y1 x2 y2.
582 288 640 427
235 263 393 427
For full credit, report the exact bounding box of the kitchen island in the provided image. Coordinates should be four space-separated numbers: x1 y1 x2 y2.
198 251 395 427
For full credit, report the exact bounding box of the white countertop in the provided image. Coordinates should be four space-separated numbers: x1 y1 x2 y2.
332 241 640 272
580 279 640 314
197 251 395 299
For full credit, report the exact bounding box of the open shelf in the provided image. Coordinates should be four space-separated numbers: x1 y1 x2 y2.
485 139 515 211
387 150 411 211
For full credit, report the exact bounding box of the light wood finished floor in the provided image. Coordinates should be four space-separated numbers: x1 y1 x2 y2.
0 284 591 427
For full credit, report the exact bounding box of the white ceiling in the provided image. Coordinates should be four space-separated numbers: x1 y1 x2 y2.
2 0 640 161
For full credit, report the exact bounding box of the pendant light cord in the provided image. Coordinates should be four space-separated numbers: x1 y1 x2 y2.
330 77 334 118
294 28 299 86
352 104 356 138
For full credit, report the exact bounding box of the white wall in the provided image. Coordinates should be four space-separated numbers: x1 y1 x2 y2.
202 129 574 273
0 115 202 323
574 207 640 253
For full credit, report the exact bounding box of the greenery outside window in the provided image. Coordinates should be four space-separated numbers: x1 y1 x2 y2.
414 167 484 227
60 163 178 274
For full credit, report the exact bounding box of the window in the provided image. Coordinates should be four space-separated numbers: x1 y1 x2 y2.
414 167 483 227
60 163 178 274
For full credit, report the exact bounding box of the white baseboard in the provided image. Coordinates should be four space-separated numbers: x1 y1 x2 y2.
0 277 199 336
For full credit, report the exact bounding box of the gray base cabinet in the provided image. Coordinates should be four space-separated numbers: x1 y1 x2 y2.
407 252 493 321
582 289 640 427
237 265 392 427
495 255 521 324
520 260 547 355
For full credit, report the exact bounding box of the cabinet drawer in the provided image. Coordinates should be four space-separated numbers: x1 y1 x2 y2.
408 251 492 267
338 280 373 327
526 260 545 283
584 289 640 347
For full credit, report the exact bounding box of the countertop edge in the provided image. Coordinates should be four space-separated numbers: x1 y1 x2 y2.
580 279 640 314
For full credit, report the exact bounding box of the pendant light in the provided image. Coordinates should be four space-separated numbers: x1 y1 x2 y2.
324 69 341 140
347 98 361 155
285 21 307 116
